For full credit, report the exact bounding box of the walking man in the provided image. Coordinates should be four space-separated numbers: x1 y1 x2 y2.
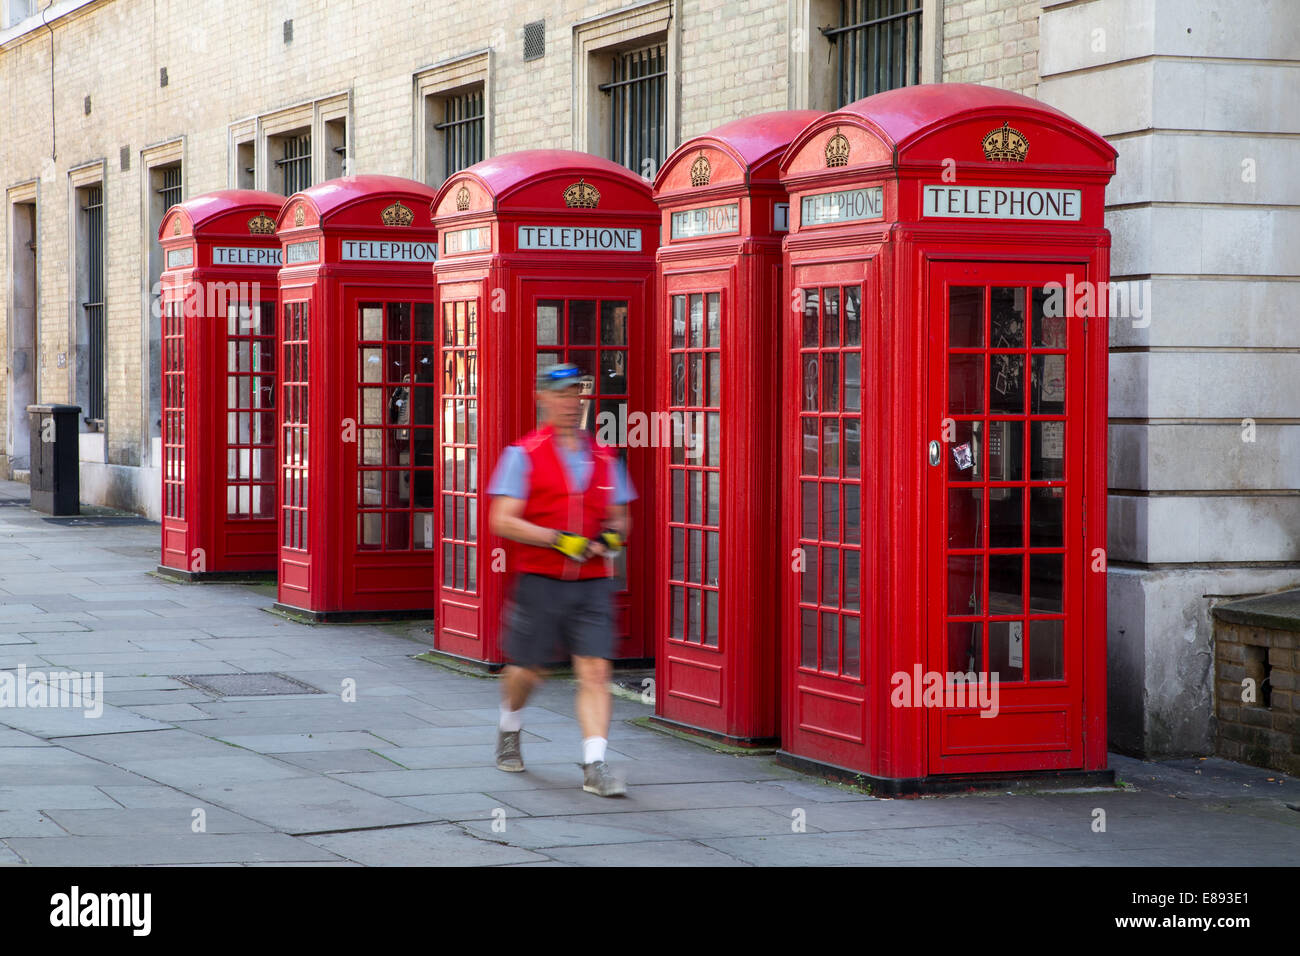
486 362 635 796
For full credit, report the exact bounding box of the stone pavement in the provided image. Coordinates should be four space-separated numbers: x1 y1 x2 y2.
0 479 1297 867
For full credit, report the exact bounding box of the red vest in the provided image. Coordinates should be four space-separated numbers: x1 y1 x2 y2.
512 425 616 581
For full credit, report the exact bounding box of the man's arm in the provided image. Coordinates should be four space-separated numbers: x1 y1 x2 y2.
488 494 560 549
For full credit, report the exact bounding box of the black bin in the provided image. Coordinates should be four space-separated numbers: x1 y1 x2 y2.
27 404 81 515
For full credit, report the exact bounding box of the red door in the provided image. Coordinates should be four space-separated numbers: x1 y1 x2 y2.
524 281 645 659
660 274 727 724
436 288 484 656
926 261 1087 774
785 263 870 768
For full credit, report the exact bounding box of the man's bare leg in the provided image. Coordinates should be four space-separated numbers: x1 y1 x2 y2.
502 663 543 711
573 654 624 795
572 655 612 741
496 664 542 772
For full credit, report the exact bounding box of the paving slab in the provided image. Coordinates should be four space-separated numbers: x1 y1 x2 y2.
41 807 270 836
392 791 531 821
0 785 125 810
301 822 548 866
214 731 398 754
5 832 340 866
744 822 1089 865
369 740 604 770
334 762 589 797
0 703 170 738
276 749 405 774
117 754 313 788
462 806 808 849
0 810 71 838
545 840 752 867
55 729 240 762
96 786 220 809
179 777 439 833
491 780 828 817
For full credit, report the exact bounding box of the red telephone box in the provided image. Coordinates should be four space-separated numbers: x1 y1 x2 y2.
273 175 441 619
778 85 1115 790
157 190 285 580
429 150 658 666
650 111 820 744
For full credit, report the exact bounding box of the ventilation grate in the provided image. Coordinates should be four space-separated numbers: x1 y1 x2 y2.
176 673 324 697
523 20 545 61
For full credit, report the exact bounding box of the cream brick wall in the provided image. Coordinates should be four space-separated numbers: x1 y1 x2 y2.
1 0 1019 508
942 0 1041 95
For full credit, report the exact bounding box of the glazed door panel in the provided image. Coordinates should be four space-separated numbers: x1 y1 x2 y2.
926 261 1087 774
785 263 870 769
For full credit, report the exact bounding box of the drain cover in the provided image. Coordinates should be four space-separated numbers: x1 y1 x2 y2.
177 672 323 697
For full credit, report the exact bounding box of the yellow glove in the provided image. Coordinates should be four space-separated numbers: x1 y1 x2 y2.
552 531 589 560
599 530 623 553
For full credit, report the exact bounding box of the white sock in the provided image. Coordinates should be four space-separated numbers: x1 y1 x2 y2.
499 704 523 732
582 736 607 765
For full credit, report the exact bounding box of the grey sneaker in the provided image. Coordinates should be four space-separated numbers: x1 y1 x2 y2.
496 729 524 772
582 760 626 797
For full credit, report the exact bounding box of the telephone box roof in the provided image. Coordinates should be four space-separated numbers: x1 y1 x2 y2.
283 174 437 225
159 189 284 241
655 110 823 193
432 149 656 218
781 82 1116 173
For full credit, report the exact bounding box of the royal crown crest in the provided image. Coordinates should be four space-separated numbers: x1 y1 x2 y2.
689 151 711 187
247 213 276 235
293 205 306 227
981 122 1029 162
455 185 471 211
825 129 850 168
563 178 600 209
381 200 415 227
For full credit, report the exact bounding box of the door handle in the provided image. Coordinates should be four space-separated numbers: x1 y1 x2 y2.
928 440 941 467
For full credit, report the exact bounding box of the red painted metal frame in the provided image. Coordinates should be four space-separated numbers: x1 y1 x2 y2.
158 190 286 578
777 84 1115 781
273 175 440 616
651 111 820 743
430 150 659 666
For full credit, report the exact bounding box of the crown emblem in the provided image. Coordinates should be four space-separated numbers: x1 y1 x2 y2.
455 185 471 211
563 178 600 209
825 129 850 168
247 213 276 235
689 151 711 187
293 205 306 227
172 218 181 236
381 200 414 227
981 122 1029 162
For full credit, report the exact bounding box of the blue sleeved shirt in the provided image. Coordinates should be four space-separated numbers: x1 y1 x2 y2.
487 436 637 505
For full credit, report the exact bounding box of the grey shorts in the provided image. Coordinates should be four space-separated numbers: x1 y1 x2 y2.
501 573 618 669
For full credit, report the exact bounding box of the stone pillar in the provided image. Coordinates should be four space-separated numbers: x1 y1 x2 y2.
1038 0 1300 756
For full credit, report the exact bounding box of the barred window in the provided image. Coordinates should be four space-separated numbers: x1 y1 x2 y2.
150 160 183 442
80 184 105 423
275 131 312 196
826 0 922 106
601 42 666 177
157 164 182 213
437 88 484 178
